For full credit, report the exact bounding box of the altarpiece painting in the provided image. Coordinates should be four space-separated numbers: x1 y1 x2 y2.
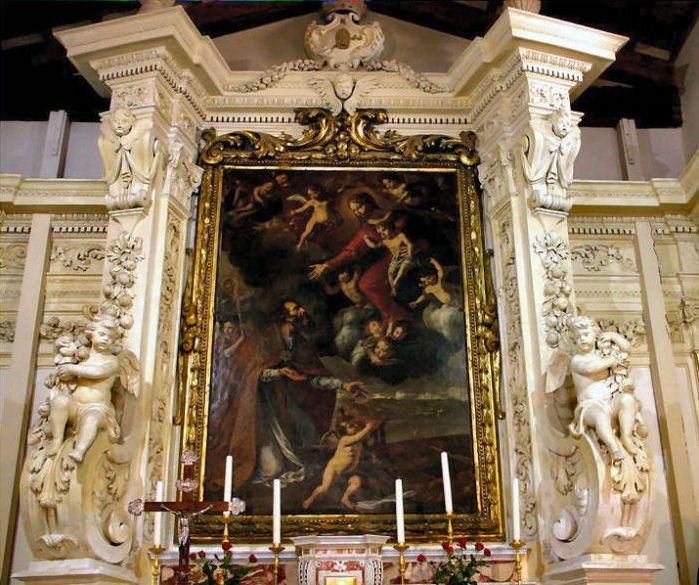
178 110 502 540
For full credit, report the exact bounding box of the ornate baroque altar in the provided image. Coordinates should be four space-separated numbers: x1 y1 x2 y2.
6 1 684 584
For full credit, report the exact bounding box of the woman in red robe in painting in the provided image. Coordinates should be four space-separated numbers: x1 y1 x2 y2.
309 193 409 326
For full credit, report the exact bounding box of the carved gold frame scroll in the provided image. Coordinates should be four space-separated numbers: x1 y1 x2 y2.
177 109 504 541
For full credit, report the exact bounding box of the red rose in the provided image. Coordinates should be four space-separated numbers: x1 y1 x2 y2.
417 554 427 563
249 554 258 563
189 553 197 561
198 550 206 558
475 542 484 551
222 541 232 551
447 546 454 554
484 548 492 557
441 542 451 551
457 538 468 549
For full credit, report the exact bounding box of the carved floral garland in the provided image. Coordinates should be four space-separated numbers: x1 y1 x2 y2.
0 319 15 342
227 58 448 94
570 244 635 273
51 245 106 272
533 231 573 348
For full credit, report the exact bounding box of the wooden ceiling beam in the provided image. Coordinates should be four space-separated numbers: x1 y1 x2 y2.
181 1 319 37
604 49 678 88
368 0 499 39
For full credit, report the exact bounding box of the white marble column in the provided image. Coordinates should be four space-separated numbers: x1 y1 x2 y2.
466 8 661 583
1 214 52 583
15 10 204 582
634 220 699 584
475 46 584 572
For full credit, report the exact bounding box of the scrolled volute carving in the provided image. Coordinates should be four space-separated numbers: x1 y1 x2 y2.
201 109 478 165
545 315 652 559
98 107 163 210
20 231 143 564
521 106 581 213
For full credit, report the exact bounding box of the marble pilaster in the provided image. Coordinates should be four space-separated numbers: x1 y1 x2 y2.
634 220 699 584
13 12 205 582
463 9 663 582
1 214 52 583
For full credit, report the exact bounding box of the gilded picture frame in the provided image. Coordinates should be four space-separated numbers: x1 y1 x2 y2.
177 109 503 541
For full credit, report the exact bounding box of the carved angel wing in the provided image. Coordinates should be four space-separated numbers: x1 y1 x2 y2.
546 348 571 394
343 75 381 115
118 349 140 398
308 78 342 116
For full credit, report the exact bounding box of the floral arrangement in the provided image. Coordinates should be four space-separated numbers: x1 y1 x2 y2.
189 541 257 585
418 539 491 585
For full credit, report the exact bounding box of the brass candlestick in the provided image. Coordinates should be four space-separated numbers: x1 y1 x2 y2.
445 512 454 544
393 543 410 585
269 544 285 585
149 545 165 585
222 513 232 543
510 539 525 585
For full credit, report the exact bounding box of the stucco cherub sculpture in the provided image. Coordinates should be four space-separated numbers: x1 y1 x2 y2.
547 316 652 554
47 315 139 462
564 316 647 463
98 107 161 210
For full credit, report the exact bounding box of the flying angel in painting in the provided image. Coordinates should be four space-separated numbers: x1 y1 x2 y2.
288 185 335 250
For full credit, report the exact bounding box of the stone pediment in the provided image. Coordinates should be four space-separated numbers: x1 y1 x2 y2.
213 12 470 74
55 5 625 123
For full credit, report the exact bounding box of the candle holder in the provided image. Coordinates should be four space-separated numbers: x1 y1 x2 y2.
509 539 525 585
269 543 285 585
445 512 455 544
393 543 410 585
149 545 165 585
222 512 233 543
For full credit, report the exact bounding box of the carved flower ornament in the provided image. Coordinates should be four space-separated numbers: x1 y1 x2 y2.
128 498 144 516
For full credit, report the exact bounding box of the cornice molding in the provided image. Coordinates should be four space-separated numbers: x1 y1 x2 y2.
54 6 228 96
0 175 108 214
449 8 626 98
54 5 626 121
569 178 694 213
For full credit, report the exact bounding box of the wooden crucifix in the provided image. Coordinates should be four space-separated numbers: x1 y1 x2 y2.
128 450 245 584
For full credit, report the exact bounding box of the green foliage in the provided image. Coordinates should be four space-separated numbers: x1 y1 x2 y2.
428 541 491 585
191 547 255 585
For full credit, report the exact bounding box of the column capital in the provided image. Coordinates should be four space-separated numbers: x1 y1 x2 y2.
53 7 226 101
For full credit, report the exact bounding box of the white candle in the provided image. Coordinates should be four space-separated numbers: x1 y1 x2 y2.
153 481 163 546
224 455 233 516
441 452 453 514
273 479 281 545
512 477 521 542
395 479 405 544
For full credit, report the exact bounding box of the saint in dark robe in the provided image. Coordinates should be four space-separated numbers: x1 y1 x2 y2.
206 301 357 491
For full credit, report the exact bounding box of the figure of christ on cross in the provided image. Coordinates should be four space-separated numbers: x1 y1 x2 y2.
129 450 245 585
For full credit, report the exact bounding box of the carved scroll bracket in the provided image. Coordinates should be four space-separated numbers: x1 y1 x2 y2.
98 107 165 211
